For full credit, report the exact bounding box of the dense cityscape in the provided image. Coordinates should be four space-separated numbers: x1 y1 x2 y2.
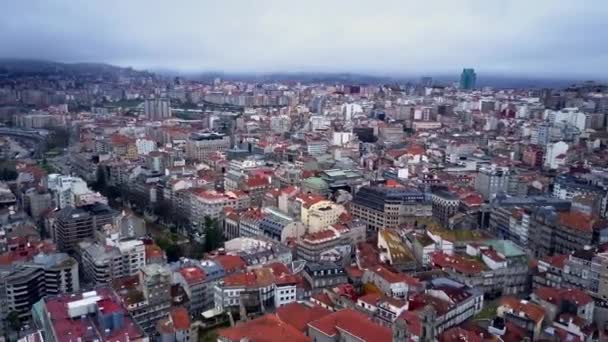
0 58 607 342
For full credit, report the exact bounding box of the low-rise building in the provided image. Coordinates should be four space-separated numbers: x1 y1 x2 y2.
362 266 422 299
214 263 301 314
111 264 172 334
497 296 545 340
351 185 432 231
156 307 198 342
31 287 148 342
406 278 483 340
431 240 529 297
307 308 392 342
302 262 347 294
78 239 146 285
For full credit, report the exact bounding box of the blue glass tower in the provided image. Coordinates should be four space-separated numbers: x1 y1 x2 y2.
460 68 477 90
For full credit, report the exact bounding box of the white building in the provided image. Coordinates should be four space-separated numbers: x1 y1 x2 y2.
332 132 354 146
544 108 587 131
48 174 105 209
270 115 291 134
544 141 568 170
136 138 156 155
144 98 171 121
79 239 146 285
341 103 363 121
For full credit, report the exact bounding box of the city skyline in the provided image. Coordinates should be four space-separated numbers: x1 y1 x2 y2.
1 1 607 78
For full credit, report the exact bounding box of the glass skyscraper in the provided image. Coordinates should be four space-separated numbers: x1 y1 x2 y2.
459 68 477 90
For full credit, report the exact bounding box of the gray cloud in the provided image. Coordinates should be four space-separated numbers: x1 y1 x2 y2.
1 0 607 77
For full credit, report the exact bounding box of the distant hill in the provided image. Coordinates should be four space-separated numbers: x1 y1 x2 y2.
0 58 601 89
0 58 151 77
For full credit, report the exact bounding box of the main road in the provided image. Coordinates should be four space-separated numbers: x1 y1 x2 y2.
0 127 47 158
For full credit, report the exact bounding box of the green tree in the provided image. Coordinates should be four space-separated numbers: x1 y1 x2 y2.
165 244 183 262
203 216 224 252
7 311 22 338
46 127 70 150
92 165 107 192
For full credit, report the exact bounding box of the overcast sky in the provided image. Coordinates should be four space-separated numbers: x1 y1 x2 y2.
1 1 607 77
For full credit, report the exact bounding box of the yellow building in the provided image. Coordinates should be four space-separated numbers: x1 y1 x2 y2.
298 194 346 233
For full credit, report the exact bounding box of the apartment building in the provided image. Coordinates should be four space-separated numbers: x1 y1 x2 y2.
111 264 172 334
351 185 432 231
53 203 117 253
78 239 146 285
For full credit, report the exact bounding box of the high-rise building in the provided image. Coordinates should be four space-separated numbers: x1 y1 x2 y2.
459 68 477 90
78 239 146 285
53 203 117 253
351 185 432 231
474 165 510 200
31 287 148 342
185 132 231 161
144 98 171 120
111 264 172 334
0 253 79 332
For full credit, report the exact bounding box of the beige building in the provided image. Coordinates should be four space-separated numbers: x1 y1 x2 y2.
185 132 230 161
298 195 346 232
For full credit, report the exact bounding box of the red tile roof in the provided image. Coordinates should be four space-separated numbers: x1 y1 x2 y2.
358 293 382 307
145 244 164 261
481 248 505 262
170 307 191 331
534 287 593 306
431 251 487 275
44 287 145 342
558 212 596 232
345 265 364 279
219 314 308 342
223 272 258 287
308 309 392 342
312 292 334 308
439 327 483 342
540 254 568 269
406 145 425 156
302 228 339 244
0 239 56 265
179 267 206 284
212 255 247 274
246 175 271 188
399 311 423 338
409 293 452 316
369 266 421 286
500 296 545 324
297 193 327 208
276 302 332 332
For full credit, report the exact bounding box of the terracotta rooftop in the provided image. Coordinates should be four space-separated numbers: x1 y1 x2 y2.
179 267 206 284
212 255 247 274
246 175 271 188
276 302 332 332
358 293 382 307
500 296 545 324
438 327 483 342
400 311 423 338
308 309 392 342
170 307 191 331
539 254 568 269
302 228 339 244
409 293 452 316
534 286 593 307
43 287 146 342
370 265 421 286
297 193 327 208
219 314 308 342
145 244 164 261
558 211 596 232
431 251 487 275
